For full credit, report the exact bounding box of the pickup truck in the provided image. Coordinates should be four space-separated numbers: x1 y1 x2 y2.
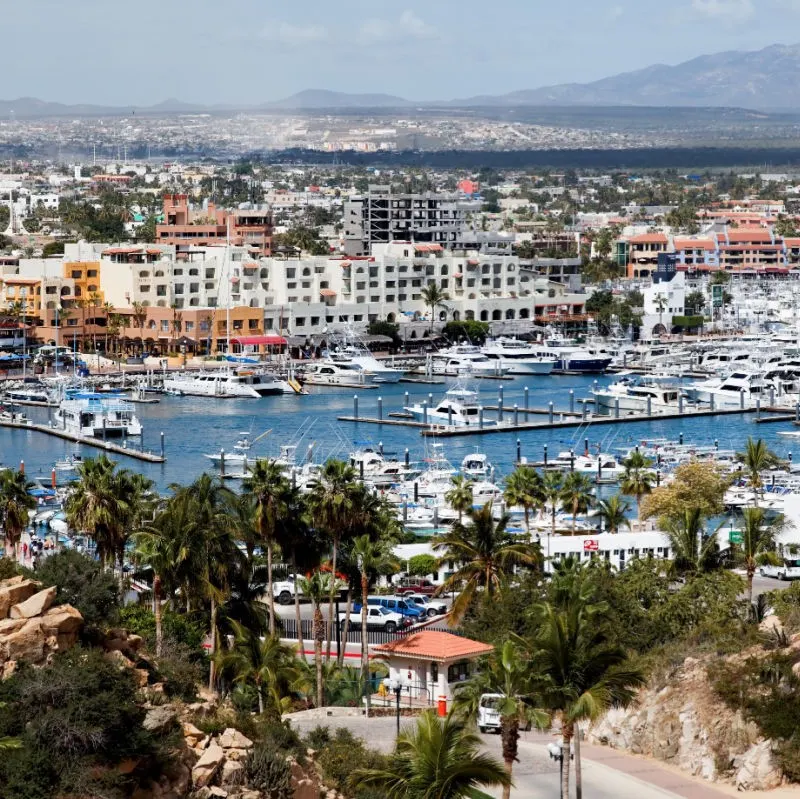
272 575 302 605
397 578 439 596
759 559 800 580
356 596 426 621
340 606 411 633
406 594 448 617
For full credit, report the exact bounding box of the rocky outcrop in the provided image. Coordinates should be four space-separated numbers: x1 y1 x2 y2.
590 654 784 791
0 576 82 674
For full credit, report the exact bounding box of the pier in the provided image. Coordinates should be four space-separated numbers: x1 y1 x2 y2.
0 419 166 463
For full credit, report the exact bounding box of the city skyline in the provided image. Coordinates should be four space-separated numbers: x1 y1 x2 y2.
5 0 800 106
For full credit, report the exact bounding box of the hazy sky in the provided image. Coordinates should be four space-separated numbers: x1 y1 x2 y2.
4 0 800 105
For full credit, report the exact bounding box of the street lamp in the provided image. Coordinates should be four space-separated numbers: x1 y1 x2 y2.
383 677 405 736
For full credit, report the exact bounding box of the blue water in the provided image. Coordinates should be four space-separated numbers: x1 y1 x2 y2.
1 374 797 491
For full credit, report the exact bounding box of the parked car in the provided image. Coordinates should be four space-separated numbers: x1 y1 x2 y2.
406 594 448 617
341 606 411 633
355 596 425 620
397 577 438 596
759 558 800 580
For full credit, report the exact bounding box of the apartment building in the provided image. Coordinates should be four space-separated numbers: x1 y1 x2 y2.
342 185 512 256
155 194 273 255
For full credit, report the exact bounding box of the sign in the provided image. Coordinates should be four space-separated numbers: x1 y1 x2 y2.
583 539 599 552
729 530 743 545
712 284 724 308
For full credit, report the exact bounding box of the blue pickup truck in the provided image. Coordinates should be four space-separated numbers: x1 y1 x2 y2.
354 596 426 621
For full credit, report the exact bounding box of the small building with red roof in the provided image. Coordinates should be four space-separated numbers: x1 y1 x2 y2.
373 630 493 705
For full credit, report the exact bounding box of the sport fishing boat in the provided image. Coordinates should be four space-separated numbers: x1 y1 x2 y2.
591 375 683 414
480 338 556 375
405 386 499 427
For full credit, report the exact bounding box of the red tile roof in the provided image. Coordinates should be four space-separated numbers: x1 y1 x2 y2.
373 631 493 662
674 238 716 251
628 234 668 244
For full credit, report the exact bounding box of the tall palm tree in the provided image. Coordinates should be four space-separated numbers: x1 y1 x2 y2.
595 494 631 534
433 503 540 624
0 469 35 558
531 600 646 799
421 282 449 332
504 466 543 537
216 621 301 715
663 507 718 576
445 475 474 523
560 472 594 533
541 470 564 541
243 459 291 636
738 437 778 506
307 459 362 662
297 570 341 708
351 534 398 708
620 451 653 528
352 710 510 799
455 641 548 799
131 301 147 355
739 507 781 604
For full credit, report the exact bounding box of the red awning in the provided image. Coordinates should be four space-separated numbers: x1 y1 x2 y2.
230 335 287 346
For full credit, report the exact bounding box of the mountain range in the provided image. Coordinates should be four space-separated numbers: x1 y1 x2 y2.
2 43 800 117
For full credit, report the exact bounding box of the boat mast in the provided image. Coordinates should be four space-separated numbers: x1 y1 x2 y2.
226 216 231 356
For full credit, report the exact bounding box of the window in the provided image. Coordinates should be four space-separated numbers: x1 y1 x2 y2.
447 662 469 682
160 320 169 332
174 285 184 295
185 321 194 332
71 270 82 279
156 286 167 297
87 269 98 278
311 316 320 326
248 318 259 330
295 317 305 327
173 269 183 276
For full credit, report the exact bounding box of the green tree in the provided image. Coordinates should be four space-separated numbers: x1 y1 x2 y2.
445 475 474 523
642 461 729 522
738 507 781 604
504 466 544 537
737 437 780 506
663 507 719 576
443 319 491 344
531 600 645 799
684 290 707 317
560 472 594 533
455 641 548 799
420 282 449 331
407 553 437 577
217 622 301 715
620 452 653 528
433 503 540 624
352 710 511 799
542 470 564 541
0 469 35 558
595 494 631 534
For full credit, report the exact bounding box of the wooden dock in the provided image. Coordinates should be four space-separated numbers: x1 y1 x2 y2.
0 419 166 462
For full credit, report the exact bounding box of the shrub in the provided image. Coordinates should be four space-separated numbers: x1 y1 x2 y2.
304 725 331 750
32 550 119 627
158 641 204 702
244 742 292 798
0 558 20 581
315 728 389 797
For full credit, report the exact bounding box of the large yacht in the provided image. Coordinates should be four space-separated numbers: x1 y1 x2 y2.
480 338 557 375
684 370 772 408
591 375 683 414
428 346 508 377
55 392 142 438
162 370 292 398
405 385 499 427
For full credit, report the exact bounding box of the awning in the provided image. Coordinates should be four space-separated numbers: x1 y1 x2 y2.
231 335 287 346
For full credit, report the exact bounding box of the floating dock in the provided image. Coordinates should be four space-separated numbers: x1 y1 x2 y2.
0 419 166 462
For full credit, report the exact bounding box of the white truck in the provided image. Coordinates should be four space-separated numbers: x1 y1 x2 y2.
477 694 532 734
759 558 800 581
339 605 412 633
272 575 302 605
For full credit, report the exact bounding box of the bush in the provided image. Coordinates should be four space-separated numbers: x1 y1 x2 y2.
304 725 331 750
32 550 119 627
315 728 389 797
158 641 204 702
118 604 206 653
244 742 292 798
0 558 20 581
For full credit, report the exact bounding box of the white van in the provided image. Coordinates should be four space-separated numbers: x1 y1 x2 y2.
477 694 533 734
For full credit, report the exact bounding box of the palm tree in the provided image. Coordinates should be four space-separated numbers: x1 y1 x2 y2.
132 301 147 355
531 600 646 799
663 507 718 576
0 470 35 558
201 312 214 355
297 570 342 708
595 494 631 534
620 451 653 528
541 470 564 542
560 472 594 533
455 641 548 799
352 710 510 799
739 507 780 604
242 459 291 636
307 459 362 662
654 292 667 332
738 437 778 506
504 466 543 537
351 534 398 708
421 282 449 332
170 303 183 349
216 621 301 715
433 503 540 624
445 475 474 523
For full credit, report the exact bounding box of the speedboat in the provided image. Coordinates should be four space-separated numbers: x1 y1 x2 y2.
405 386 499 427
480 338 556 375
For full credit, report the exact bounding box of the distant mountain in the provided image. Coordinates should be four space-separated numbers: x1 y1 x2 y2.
264 89 413 109
457 43 800 110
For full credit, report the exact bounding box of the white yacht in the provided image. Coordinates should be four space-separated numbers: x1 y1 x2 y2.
545 451 625 480
3 384 56 405
55 393 142 438
405 386 499 427
205 430 271 469
303 360 371 386
461 452 494 479
163 370 292 398
329 348 404 383
591 375 683 415
428 346 507 377
684 370 772 408
349 448 418 484
480 338 556 375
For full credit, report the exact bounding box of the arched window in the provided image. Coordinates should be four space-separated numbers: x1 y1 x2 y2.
519 308 530 319
480 310 488 321
492 310 502 321
505 309 515 319
465 310 475 321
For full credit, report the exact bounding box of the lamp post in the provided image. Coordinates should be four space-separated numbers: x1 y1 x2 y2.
384 677 405 737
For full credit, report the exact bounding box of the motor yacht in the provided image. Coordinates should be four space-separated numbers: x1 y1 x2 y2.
684 370 772 408
163 370 292 398
303 360 371 386
480 338 556 375
54 392 142 438
427 346 507 377
405 386 499 427
461 452 494 479
591 375 683 415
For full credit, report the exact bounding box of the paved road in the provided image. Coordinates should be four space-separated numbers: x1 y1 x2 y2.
285 714 735 799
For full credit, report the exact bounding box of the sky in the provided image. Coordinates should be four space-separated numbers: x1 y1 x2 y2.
3 0 800 105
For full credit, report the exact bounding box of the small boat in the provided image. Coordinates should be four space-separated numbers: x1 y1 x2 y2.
461 452 493 479
205 429 271 468
54 454 83 471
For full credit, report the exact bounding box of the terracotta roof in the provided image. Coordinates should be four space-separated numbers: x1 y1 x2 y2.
373 631 493 663
674 238 716 251
414 244 443 253
784 238 800 247
628 234 667 244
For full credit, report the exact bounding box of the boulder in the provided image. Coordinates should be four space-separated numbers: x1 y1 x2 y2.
734 740 783 791
41 604 83 636
192 743 225 788
224 748 248 762
143 706 178 734
104 649 135 669
183 722 204 746
220 760 244 787
1 618 45 662
218 728 253 750
9 586 56 619
0 579 39 618
209 788 227 798
0 618 27 636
